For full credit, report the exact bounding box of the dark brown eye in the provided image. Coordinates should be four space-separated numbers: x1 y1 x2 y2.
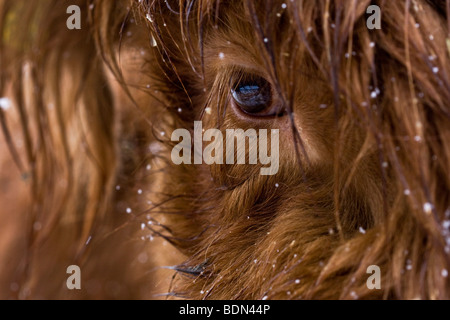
231 75 273 115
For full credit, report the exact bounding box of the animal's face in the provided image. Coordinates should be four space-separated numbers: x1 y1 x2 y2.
125 0 449 299
121 0 408 299
0 0 449 300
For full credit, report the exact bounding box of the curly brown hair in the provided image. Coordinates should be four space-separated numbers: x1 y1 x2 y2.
0 0 449 299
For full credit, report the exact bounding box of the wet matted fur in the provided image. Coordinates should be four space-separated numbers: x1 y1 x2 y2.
0 0 449 299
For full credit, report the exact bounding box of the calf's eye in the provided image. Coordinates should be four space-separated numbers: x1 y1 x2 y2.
231 75 273 115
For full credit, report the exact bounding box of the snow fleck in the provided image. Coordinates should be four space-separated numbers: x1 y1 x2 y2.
160 131 165 137
307 27 313 33
177 108 182 113
442 269 448 278
254 259 258 264
33 222 42 231
406 260 413 271
138 253 148 264
151 35 157 47
126 208 132 214
319 104 328 109
294 279 300 284
432 67 439 74
138 189 143 195
262 296 268 300
350 291 358 299
423 202 433 215
369 42 375 48
429 35 434 41
359 227 366 234
141 223 146 230
382 162 388 168
415 23 420 28
0 97 11 111
205 107 212 115
146 164 152 171
404 189 411 196
263 38 269 43
218 52 225 59
414 135 422 142
428 55 436 61
200 290 205 295
443 220 450 230
281 3 287 9
370 91 378 99
275 183 279 188
10 283 19 292
328 228 335 235
146 14 153 23
116 185 121 191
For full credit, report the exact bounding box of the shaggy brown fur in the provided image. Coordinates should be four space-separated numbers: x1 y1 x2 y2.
0 0 449 299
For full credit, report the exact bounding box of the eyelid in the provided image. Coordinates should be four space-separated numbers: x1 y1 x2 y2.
228 67 269 88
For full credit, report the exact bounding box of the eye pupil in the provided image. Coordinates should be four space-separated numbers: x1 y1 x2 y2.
232 76 272 114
